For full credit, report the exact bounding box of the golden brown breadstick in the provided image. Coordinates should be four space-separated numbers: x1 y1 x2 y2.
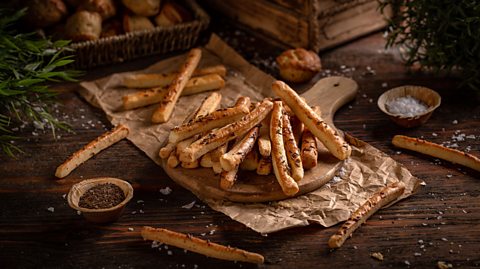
55 125 129 178
272 80 351 160
181 160 199 169
152 48 201 123
211 143 228 162
212 161 222 174
392 135 480 172
282 113 303 181
258 116 271 157
220 167 238 190
122 64 227 88
240 149 260 171
220 126 259 172
300 106 321 169
167 152 180 168
122 74 224 110
169 99 249 144
270 101 299 196
141 226 264 264
179 99 273 162
200 152 213 168
328 182 405 248
256 155 272 175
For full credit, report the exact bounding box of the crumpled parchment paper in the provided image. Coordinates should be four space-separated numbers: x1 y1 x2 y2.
78 34 421 234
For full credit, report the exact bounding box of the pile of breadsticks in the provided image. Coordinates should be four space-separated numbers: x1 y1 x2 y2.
160 80 352 196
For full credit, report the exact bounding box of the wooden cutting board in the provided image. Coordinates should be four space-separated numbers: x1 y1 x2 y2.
162 76 358 203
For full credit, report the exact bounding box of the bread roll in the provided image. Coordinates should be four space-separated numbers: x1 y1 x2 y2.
122 0 161 17
26 0 68 28
123 14 155 33
276 48 321 83
101 19 123 38
65 11 102 42
155 2 192 26
78 0 117 20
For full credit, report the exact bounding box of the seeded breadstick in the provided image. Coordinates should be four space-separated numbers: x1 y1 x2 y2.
55 125 129 178
272 80 351 160
270 101 299 196
152 48 202 123
282 112 303 181
328 182 405 248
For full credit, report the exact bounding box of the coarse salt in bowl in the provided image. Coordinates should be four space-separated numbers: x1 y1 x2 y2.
377 85 441 128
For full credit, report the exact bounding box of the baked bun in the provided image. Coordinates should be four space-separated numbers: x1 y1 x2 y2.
26 0 68 28
65 10 102 42
101 19 123 38
123 14 155 33
78 0 117 21
122 0 161 17
276 48 321 83
155 2 192 26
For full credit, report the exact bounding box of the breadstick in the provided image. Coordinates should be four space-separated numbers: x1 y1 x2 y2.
169 100 250 144
55 125 129 178
160 93 221 159
179 99 273 162
211 143 228 162
258 116 271 157
272 81 351 160
282 113 303 181
240 149 259 171
152 48 201 123
122 74 224 110
212 161 222 174
167 152 180 168
256 156 272 175
122 64 226 88
270 101 299 196
328 182 405 248
220 167 238 190
392 135 480 172
220 126 259 172
300 106 321 169
200 152 213 168
181 160 199 169
141 226 264 264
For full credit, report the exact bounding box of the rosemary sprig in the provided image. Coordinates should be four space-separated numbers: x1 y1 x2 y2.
379 0 480 91
0 8 82 158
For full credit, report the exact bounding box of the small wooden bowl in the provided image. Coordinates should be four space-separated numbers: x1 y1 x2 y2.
67 177 134 223
377 85 441 128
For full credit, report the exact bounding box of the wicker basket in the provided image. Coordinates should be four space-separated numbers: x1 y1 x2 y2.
70 0 209 69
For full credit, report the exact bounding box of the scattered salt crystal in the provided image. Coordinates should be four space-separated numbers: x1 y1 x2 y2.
182 201 196 209
340 65 346 69
128 227 134 231
369 98 373 103
385 96 428 117
139 209 144 214
382 82 388 88
414 252 422 256
62 194 66 199
77 210 81 215
353 246 358 249
47 207 55 213
362 93 367 98
332 176 341 183
452 120 458 124
167 250 172 255
137 200 144 203
209 229 216 235
441 237 448 241
159 187 172 195
432 133 438 137
462 209 467 214
466 134 476 139
362 124 366 129
418 240 424 244
404 260 411 266
446 175 452 178
396 151 402 155
32 132 39 136
370 252 384 261
151 241 162 248
420 181 427 186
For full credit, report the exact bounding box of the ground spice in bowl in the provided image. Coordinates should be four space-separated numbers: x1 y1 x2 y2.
79 183 125 209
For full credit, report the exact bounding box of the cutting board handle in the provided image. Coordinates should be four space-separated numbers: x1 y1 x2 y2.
300 76 358 126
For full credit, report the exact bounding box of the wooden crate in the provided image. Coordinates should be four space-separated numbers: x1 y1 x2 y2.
204 0 391 52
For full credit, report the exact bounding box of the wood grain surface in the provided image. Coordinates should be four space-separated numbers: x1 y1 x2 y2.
1 17 479 269
163 76 357 202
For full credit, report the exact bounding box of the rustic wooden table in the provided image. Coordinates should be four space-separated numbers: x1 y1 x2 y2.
1 21 479 269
